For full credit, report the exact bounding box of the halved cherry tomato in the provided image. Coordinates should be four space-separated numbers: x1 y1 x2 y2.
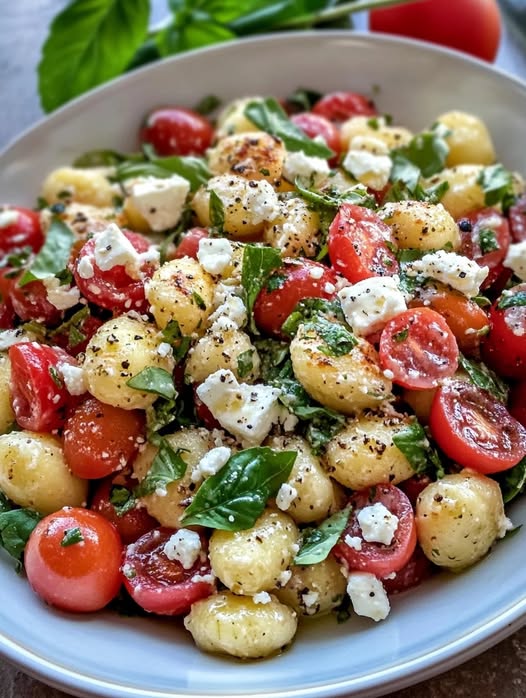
10 277 63 325
24 507 123 612
0 206 44 255
122 528 216 615
429 379 526 473
64 397 145 479
458 209 510 290
379 307 459 389
9 342 79 432
90 473 157 545
382 545 436 596
312 91 377 123
482 283 526 379
409 286 489 355
290 112 341 164
72 230 156 313
333 484 417 578
328 203 399 284
509 380 526 429
171 227 209 260
399 474 433 507
253 259 337 337
509 194 526 243
140 107 214 157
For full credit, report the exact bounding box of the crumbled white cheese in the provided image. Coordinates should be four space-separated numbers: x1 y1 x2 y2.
190 572 216 584
91 223 159 280
357 502 399 546
191 446 232 483
282 150 330 188
197 237 234 275
498 515 514 539
276 570 292 587
0 329 36 351
346 572 390 622
503 240 526 281
208 175 280 226
309 266 324 280
209 293 247 331
344 535 363 551
342 148 392 191
163 529 202 569
43 277 81 310
0 210 20 228
275 483 298 511
406 250 488 297
58 363 87 396
77 256 95 279
128 175 190 232
252 591 272 605
302 590 320 615
338 275 407 336
195 369 282 446
157 342 172 358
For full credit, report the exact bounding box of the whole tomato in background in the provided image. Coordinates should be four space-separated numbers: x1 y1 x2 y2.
370 0 502 62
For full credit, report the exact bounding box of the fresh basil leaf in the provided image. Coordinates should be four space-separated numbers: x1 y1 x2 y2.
237 349 255 378
61 527 84 547
478 164 516 211
459 354 508 403
0 506 42 566
181 447 296 530
209 189 225 234
18 219 74 287
192 291 207 310
392 125 449 181
393 328 409 343
161 319 192 364
38 0 150 112
145 396 178 437
498 457 526 504
303 315 357 356
193 94 222 116
127 367 177 400
156 19 236 57
389 154 421 192
281 297 344 337
384 178 449 204
244 97 333 159
294 506 351 565
498 290 526 310
285 87 323 112
253 339 292 382
294 179 375 211
134 439 188 497
109 485 137 517
478 227 499 254
1 246 32 270
393 421 445 478
241 245 282 332
143 145 211 192
73 149 129 167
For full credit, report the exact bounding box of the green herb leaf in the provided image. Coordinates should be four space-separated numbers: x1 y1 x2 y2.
109 485 137 517
209 189 225 233
241 245 283 332
253 339 292 382
393 124 449 180
115 150 210 193
458 355 509 403
294 506 351 565
61 527 84 547
498 457 526 504
478 227 499 254
73 149 129 168
281 297 344 337
237 349 255 378
181 447 296 530
48 366 64 388
161 319 192 364
285 87 322 112
477 164 516 211
393 421 445 478
244 97 333 159
0 505 42 566
192 291 207 310
134 439 188 497
193 94 221 116
498 289 526 310
38 0 150 112
126 367 177 400
19 219 74 287
303 315 357 356
294 179 375 211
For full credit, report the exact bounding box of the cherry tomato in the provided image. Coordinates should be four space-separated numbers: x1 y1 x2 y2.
311 91 377 123
482 283 526 379
509 380 526 429
0 297 15 329
379 307 459 389
64 397 145 479
122 528 216 615
9 342 79 432
90 473 157 545
253 259 338 338
9 278 63 325
334 484 417 578
509 194 526 243
429 379 526 473
409 286 489 355
290 112 341 164
72 230 155 313
458 209 510 290
0 206 44 255
140 107 214 157
24 507 122 612
399 474 433 507
171 227 209 260
52 313 105 357
369 0 502 63
328 203 399 284
382 545 436 595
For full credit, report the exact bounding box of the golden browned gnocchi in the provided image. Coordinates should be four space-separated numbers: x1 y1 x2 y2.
41 166 116 207
436 111 496 167
380 200 460 251
185 328 260 384
0 354 15 434
207 131 285 183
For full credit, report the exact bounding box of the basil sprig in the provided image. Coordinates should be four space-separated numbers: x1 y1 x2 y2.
115 146 210 192
241 245 282 333
126 367 177 400
19 218 75 287
458 355 508 403
392 421 445 478
294 506 351 565
477 164 516 211
181 447 296 530
0 492 42 569
281 297 344 338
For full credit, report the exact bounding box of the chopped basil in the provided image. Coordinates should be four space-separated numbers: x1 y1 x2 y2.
281 297 344 337
390 124 449 194
126 367 177 400
237 349 255 378
473 294 492 308
253 339 292 382
0 497 42 568
73 149 130 167
393 328 409 343
18 218 75 287
134 439 187 497
498 290 526 310
294 179 375 211
285 88 322 112
2 246 32 270
393 421 445 478
208 189 224 235
145 396 178 437
458 354 509 403
55 267 74 286
109 485 137 517
115 147 210 192
181 447 296 531
244 98 333 159
478 227 499 254
477 164 516 211
294 506 351 565
191 291 207 310
303 315 357 357
48 366 63 388
498 457 526 504
241 244 282 333
384 178 449 205
161 319 191 364
193 94 221 116
61 527 84 547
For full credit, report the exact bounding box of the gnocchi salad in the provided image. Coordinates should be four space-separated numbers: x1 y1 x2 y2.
1 88 526 660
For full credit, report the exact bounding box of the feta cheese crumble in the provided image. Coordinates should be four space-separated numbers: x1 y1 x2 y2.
503 240 526 281
282 150 330 188
342 145 392 192
357 502 399 546
191 446 232 483
92 223 159 280
344 535 363 551
197 237 234 275
406 250 488 297
275 483 298 511
43 277 81 310
346 572 390 622
338 275 407 336
58 363 87 396
127 175 190 231
252 591 272 604
163 529 202 569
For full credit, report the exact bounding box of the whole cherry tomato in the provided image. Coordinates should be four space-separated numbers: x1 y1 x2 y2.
482 283 526 379
312 91 377 122
140 107 214 156
290 112 341 164
0 206 44 255
458 209 510 290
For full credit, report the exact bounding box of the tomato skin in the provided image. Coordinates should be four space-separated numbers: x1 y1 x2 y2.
312 91 377 122
122 528 216 615
8 343 79 432
509 194 526 243
64 397 145 479
10 278 63 325
24 507 122 613
290 112 341 164
482 284 526 379
370 0 501 63
171 227 209 260
429 379 526 473
382 545 436 595
458 209 510 290
0 206 44 255
53 314 105 357
399 474 433 507
328 203 399 284
509 381 526 429
334 484 417 578
140 107 214 157
379 307 459 390
253 259 338 338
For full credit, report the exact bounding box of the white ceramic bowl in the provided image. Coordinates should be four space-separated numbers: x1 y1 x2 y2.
1 31 526 698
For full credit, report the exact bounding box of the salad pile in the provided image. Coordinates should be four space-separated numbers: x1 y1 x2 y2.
0 88 526 659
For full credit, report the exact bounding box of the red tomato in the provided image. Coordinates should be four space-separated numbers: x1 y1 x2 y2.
0 297 15 329
0 206 44 255
482 283 526 379
369 0 502 63
122 528 215 615
10 278 63 325
458 209 510 290
64 397 145 479
399 474 433 507
253 259 338 337
52 313 105 357
333 484 417 578
328 203 399 284
140 107 214 156
382 545 435 595
193 386 222 430
379 307 459 389
72 230 156 313
429 379 526 473
290 112 341 164
90 473 157 545
9 342 79 432
171 227 209 260
509 380 526 429
24 507 122 612
509 194 526 243
312 91 377 122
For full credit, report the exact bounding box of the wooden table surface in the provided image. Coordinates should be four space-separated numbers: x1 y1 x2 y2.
1 2 526 697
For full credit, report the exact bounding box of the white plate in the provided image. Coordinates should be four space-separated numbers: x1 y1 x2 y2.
1 31 526 698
